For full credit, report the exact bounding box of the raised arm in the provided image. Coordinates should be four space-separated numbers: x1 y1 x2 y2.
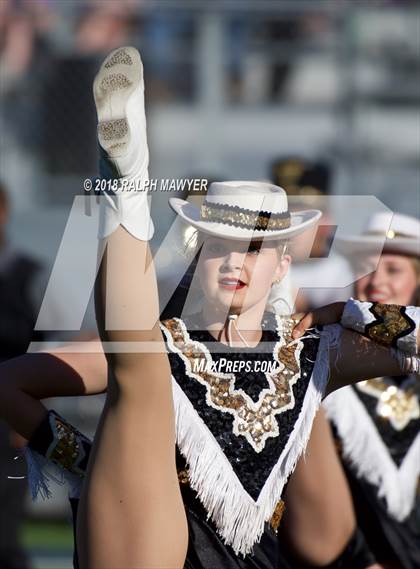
326 329 405 395
292 301 419 395
0 340 107 439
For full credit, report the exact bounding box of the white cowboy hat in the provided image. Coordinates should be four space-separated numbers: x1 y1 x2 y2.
336 212 420 258
168 181 321 241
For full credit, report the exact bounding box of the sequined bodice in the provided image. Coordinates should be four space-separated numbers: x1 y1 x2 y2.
158 311 331 556
160 311 320 499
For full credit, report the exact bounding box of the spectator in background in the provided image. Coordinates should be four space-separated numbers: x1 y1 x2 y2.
0 182 46 358
75 3 135 55
0 181 47 569
43 3 137 177
0 0 53 136
0 0 53 209
141 11 195 101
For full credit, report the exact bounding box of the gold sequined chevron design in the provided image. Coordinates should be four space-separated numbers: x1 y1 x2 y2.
357 377 419 431
161 316 303 453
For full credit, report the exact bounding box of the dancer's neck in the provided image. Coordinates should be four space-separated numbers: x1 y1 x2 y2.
201 302 264 347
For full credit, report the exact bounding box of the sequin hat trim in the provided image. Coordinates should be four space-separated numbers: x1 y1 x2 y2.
169 181 321 241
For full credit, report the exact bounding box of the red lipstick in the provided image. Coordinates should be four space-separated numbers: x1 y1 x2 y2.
218 278 246 291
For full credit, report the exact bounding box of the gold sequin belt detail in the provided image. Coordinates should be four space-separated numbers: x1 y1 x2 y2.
200 201 291 231
365 304 416 349
160 316 303 453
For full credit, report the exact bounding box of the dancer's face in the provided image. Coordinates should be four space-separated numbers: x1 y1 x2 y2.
197 236 290 313
355 253 418 305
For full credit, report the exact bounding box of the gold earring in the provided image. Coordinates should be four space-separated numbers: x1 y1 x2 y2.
272 278 281 285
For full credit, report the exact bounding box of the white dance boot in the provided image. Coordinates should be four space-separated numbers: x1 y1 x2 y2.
93 46 154 241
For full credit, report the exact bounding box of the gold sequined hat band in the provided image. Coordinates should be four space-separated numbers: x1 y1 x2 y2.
168 181 322 241
200 201 291 231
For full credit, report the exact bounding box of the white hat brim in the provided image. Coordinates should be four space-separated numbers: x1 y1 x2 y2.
336 235 420 257
169 197 321 241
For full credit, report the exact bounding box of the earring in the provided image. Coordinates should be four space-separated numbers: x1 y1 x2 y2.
272 278 281 285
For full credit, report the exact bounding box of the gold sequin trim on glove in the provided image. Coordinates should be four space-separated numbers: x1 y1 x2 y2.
366 304 416 349
46 413 91 477
50 418 81 472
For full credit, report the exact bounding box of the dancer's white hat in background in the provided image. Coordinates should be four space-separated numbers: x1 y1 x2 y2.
336 212 420 258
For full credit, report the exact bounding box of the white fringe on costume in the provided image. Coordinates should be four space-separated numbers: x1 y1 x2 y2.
171 323 343 556
323 386 420 521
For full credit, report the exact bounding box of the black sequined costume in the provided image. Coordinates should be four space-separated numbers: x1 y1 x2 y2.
157 309 331 568
34 310 339 569
324 375 420 569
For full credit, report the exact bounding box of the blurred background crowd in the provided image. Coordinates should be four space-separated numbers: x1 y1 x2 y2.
0 0 419 567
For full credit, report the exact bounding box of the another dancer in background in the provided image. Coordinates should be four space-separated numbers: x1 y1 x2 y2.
322 212 420 569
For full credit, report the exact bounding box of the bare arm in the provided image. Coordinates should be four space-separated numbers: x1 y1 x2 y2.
325 329 403 396
292 302 418 395
0 341 107 439
282 411 381 568
282 409 357 565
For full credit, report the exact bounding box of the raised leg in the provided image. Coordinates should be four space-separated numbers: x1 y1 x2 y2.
76 47 188 569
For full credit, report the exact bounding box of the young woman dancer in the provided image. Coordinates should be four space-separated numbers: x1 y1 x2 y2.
318 213 420 569
0 47 418 569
